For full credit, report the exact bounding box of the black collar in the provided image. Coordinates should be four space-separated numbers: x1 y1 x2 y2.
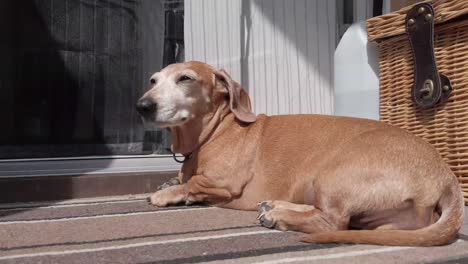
172 152 193 163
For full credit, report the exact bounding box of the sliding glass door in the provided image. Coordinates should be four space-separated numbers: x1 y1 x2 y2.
0 0 184 159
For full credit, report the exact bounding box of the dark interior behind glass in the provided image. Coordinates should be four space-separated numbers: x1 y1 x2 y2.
0 0 184 159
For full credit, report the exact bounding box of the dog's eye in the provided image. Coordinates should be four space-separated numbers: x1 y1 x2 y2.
178 75 194 83
150 78 157 85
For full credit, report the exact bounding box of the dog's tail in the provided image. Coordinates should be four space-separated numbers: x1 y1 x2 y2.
302 181 464 246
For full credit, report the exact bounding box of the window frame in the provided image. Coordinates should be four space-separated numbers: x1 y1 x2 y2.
0 155 181 178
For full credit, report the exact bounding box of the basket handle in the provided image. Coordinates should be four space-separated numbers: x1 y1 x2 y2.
405 3 452 108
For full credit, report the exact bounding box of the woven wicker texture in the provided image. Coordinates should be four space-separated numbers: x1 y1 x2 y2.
367 0 468 42
376 17 468 203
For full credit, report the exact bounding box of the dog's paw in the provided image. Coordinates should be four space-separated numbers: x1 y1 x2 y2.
156 178 181 191
257 202 291 231
147 185 185 207
147 191 170 207
257 201 272 210
257 201 275 228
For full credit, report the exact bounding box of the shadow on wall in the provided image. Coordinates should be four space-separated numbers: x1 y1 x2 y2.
183 0 336 115
245 0 336 114
232 0 337 114
250 0 336 87
240 0 252 90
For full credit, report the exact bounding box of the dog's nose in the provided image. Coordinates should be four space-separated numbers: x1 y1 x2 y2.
136 99 157 117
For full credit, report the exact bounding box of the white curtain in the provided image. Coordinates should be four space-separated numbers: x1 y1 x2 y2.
185 0 336 116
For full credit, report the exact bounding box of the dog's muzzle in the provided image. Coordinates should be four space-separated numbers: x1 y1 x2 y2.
136 98 157 119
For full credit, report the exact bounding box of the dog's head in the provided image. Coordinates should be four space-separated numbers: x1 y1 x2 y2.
136 61 256 128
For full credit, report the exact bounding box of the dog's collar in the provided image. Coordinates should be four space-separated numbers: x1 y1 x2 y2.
172 152 193 163
167 113 224 164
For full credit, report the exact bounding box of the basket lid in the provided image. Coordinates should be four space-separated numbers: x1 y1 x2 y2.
367 0 468 42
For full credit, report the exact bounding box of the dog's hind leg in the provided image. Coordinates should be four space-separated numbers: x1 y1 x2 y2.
257 200 348 233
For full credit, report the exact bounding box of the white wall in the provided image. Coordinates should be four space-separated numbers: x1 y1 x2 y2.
185 0 336 115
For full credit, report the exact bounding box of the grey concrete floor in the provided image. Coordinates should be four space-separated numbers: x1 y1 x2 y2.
1 197 467 264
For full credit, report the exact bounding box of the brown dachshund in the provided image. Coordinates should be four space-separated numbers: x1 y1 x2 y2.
136 61 464 246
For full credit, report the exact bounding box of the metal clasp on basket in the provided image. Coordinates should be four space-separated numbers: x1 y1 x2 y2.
405 3 453 108
420 79 434 100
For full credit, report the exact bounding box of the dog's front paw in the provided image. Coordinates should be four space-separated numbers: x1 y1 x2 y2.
147 185 185 207
156 178 181 191
147 191 170 207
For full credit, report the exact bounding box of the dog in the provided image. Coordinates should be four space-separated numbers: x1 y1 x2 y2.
136 61 464 246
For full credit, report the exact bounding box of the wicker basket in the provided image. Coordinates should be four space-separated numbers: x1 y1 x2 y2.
367 0 468 204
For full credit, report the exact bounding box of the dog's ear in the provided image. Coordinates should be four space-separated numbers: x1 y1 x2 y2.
214 69 256 123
